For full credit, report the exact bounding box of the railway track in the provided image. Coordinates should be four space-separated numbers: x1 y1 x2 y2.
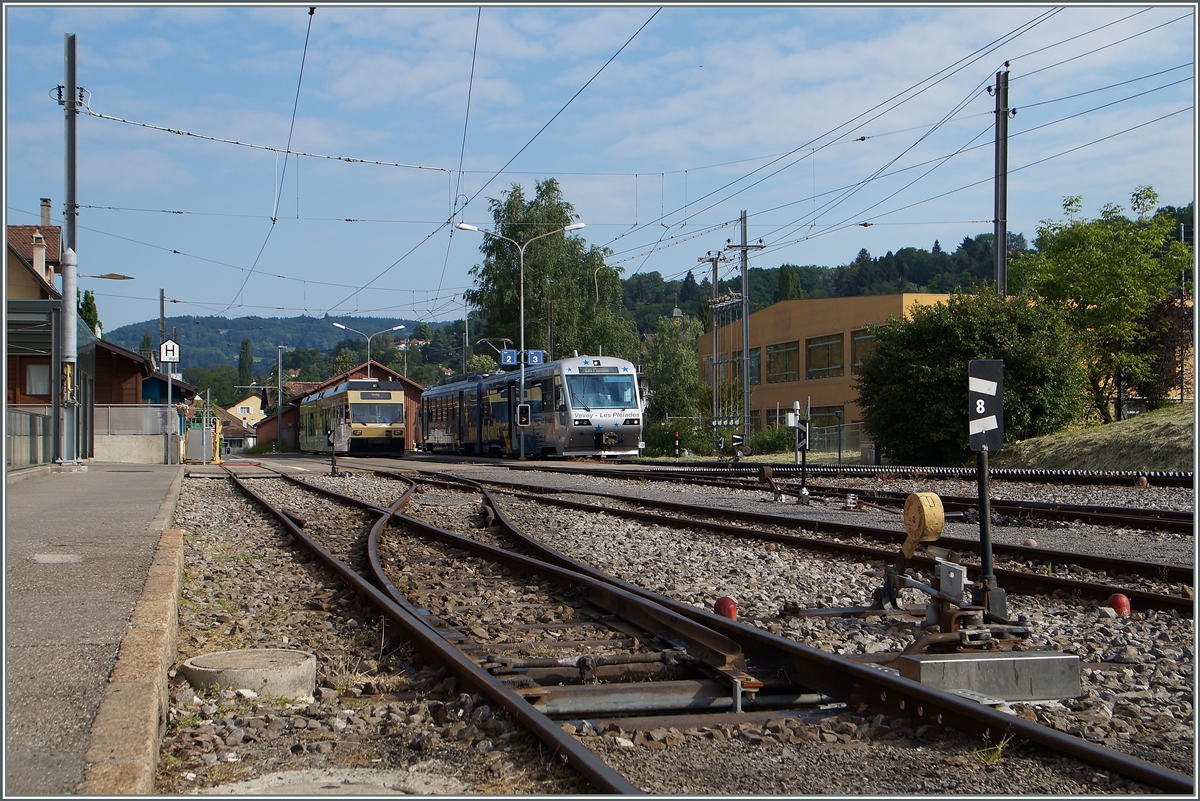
505 462 1195 533
387 469 1192 614
606 462 1196 489
247 461 1191 792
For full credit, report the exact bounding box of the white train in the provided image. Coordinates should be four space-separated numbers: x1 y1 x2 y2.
420 354 642 458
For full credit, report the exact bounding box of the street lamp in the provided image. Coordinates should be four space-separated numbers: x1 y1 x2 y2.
332 322 405 379
457 220 585 459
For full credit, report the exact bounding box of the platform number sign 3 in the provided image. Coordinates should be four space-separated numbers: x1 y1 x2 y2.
968 360 1004 452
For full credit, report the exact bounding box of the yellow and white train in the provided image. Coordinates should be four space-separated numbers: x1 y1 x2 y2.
298 379 406 456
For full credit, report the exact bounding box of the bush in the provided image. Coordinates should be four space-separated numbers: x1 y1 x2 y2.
748 424 798 455
854 289 1087 466
642 421 708 457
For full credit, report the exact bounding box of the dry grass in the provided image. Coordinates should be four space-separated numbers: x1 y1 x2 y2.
990 402 1194 472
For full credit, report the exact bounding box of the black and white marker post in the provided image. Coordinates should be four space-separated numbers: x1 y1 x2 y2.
968 359 1007 618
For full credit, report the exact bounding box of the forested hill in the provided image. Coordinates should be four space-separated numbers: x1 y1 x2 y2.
105 314 433 373
104 231 1006 372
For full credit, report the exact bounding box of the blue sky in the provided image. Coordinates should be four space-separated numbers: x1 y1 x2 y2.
4 4 1195 332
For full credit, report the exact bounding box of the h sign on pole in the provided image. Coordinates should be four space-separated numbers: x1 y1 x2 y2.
158 338 180 364
968 360 1004 452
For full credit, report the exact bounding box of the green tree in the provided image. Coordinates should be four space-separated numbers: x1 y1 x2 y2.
182 363 238 406
775 264 803 302
412 322 433 342
464 179 638 362
854 289 1087 466
237 338 253 388
78 289 100 337
1011 187 1192 422
139 332 153 360
642 314 704 424
466 354 497 373
332 349 355 377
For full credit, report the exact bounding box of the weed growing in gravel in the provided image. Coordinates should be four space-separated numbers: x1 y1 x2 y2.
972 732 1015 764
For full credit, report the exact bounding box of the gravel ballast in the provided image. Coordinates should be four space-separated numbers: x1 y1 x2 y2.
155 462 1193 793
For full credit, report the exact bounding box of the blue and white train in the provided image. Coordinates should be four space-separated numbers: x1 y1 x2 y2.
420 354 642 458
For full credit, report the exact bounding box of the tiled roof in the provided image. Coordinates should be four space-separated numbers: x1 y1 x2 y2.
7 225 62 265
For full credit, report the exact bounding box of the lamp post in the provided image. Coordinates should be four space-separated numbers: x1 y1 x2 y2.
332 322 405 379
456 220 585 459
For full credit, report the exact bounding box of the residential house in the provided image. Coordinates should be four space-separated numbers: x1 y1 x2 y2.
225 391 267 428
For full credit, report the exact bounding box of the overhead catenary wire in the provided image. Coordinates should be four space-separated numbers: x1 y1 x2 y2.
323 7 661 318
218 6 316 315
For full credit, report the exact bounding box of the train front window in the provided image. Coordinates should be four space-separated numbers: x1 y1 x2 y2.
351 403 405 424
565 375 637 409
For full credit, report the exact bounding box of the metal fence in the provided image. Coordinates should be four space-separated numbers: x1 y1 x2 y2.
809 421 868 462
7 407 53 468
93 404 176 436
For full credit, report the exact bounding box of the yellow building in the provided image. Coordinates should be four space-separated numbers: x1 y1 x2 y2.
699 294 950 430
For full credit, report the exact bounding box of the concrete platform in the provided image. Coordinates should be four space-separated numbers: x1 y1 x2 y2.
4 463 185 795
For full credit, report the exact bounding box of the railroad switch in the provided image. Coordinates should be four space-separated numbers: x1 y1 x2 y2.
796 493 1032 652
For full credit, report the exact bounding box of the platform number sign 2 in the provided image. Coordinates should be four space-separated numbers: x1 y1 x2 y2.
968 360 1004 452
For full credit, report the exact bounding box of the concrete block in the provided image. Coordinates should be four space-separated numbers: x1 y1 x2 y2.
897 650 1080 701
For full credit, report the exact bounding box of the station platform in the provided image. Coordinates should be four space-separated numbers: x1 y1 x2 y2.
4 462 185 795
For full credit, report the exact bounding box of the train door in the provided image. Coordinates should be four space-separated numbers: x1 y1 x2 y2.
456 391 464 452
506 379 519 456
553 374 568 455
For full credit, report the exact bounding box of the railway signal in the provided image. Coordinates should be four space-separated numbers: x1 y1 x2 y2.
969 359 1006 618
731 434 744 447
516 403 531 427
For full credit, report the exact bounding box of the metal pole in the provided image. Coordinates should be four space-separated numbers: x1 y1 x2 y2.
277 344 284 453
64 34 77 254
62 33 79 463
711 260 718 432
993 68 1010 296
740 210 751 444
518 243 526 460
167 369 173 464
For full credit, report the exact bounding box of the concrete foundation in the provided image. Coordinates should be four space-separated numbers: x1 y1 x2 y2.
897 650 1081 702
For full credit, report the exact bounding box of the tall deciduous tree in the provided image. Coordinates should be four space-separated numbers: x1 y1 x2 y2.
854 289 1087 466
237 338 253 387
1011 187 1192 422
641 313 705 454
463 179 638 362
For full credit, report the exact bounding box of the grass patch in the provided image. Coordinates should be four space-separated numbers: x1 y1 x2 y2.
990 402 1193 472
972 732 1015 764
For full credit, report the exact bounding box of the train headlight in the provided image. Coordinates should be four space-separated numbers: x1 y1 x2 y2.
623 418 640 426
352 429 363 436
573 419 592 427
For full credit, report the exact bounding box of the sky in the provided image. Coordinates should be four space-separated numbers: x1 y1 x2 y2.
4 3 1196 333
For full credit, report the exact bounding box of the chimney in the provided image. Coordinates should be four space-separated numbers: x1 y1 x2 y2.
40 198 51 228
32 231 47 283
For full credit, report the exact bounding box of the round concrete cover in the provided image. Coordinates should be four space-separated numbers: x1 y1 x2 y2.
200 766 470 795
180 649 316 699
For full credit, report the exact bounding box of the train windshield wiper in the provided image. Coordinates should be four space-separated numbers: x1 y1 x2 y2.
571 391 591 411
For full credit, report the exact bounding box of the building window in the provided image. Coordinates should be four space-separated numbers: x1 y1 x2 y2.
239 406 251 414
851 329 876 375
732 348 762 385
26 363 50 395
809 404 844 429
805 333 844 380
765 341 800 383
